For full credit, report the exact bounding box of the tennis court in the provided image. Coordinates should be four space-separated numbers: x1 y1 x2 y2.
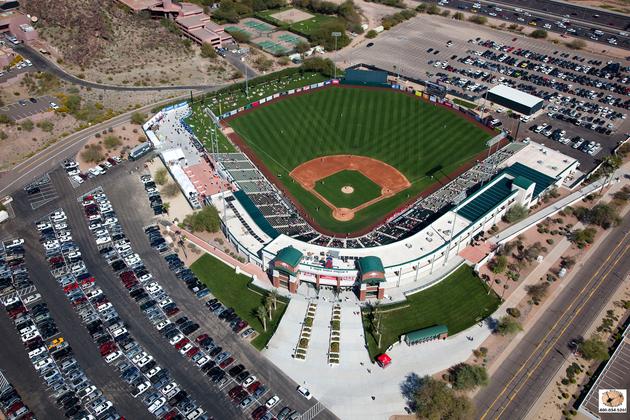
278 33 302 45
253 39 288 55
225 26 254 39
242 18 275 34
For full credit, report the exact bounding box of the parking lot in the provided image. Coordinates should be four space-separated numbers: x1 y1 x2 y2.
0 95 57 122
0 157 336 420
337 14 630 171
24 174 59 210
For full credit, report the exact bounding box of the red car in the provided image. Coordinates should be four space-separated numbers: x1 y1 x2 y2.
251 405 267 420
186 347 199 358
227 385 242 399
99 342 117 356
246 381 261 394
63 282 79 293
195 333 209 344
165 307 180 317
174 338 190 350
219 357 234 369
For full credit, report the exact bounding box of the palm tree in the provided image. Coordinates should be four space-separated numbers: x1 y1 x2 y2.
269 289 279 310
265 295 274 320
256 306 267 332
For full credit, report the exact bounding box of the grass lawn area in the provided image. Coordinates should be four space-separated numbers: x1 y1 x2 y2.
314 170 382 208
184 104 236 153
362 265 501 359
191 254 288 350
452 98 478 109
229 87 491 233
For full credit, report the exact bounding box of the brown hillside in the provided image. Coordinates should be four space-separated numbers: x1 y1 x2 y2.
21 0 191 67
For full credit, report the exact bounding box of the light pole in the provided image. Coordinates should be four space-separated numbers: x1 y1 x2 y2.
331 32 341 79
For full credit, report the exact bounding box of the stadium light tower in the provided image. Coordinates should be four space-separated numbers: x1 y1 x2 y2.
331 32 341 79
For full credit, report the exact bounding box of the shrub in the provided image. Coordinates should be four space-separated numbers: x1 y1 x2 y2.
103 135 122 149
330 342 339 353
453 12 465 20
495 315 522 336
304 317 313 327
566 39 586 50
579 336 609 361
530 29 548 39
506 307 521 318
253 56 273 72
36 120 54 132
0 130 7 140
526 282 549 304
491 255 508 274
130 111 147 125
228 30 251 43
504 204 528 223
0 114 13 125
331 320 340 331
299 338 309 348
162 182 180 197
365 29 378 39
154 168 168 185
20 119 34 132
468 15 487 25
81 144 104 163
200 42 217 59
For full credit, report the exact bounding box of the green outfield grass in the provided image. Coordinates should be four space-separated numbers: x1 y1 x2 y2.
362 265 501 359
229 87 491 233
184 105 236 153
314 170 382 208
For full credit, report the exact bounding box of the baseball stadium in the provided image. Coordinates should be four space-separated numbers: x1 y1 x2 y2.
144 67 579 301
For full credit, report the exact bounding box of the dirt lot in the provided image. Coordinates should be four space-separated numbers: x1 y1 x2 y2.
271 8 315 24
567 0 630 14
75 123 147 172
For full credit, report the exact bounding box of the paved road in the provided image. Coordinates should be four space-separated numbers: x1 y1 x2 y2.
12 44 257 92
426 0 630 50
474 211 630 420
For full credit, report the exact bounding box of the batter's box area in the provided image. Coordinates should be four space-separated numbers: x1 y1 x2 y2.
290 155 411 222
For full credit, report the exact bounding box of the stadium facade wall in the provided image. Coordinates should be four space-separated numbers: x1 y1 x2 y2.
486 91 543 116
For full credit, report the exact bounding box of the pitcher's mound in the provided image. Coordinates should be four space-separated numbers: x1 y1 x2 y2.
341 186 354 194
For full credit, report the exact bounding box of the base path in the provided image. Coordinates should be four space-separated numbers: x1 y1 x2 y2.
290 155 411 221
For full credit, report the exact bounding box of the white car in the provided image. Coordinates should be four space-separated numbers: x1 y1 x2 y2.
185 408 204 420
5 239 24 248
297 386 312 400
195 356 210 368
111 327 127 337
50 102 60 110
179 343 194 355
265 395 280 409
104 351 121 363
131 380 151 397
28 346 47 359
131 352 148 364
95 235 111 245
93 400 113 415
78 385 97 401
136 355 153 368
36 221 52 231
146 366 162 378
242 375 257 387
33 357 53 370
148 397 166 414
21 330 40 342
169 333 184 346
156 320 171 331
23 293 42 305
72 175 84 184
160 382 179 397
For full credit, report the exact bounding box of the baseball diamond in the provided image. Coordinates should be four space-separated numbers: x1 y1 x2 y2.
227 85 493 233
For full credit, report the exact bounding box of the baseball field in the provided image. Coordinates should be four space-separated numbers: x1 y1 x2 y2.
228 86 492 233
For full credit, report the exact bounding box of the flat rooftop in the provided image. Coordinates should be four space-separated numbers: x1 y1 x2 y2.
500 141 578 179
116 0 161 11
488 84 543 108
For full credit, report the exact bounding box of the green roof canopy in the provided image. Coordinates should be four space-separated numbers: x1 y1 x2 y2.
503 162 556 198
405 325 448 343
512 175 535 190
457 177 515 222
275 246 303 267
357 256 384 274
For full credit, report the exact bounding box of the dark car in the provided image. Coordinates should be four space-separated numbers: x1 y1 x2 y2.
366 42 374 47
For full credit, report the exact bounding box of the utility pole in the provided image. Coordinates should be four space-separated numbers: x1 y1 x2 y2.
331 32 341 79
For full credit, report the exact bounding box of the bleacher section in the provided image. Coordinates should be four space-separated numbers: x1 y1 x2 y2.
457 178 516 222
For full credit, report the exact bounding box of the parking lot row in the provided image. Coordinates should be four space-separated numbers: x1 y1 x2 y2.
36 208 206 420
2 237 118 420
81 183 302 420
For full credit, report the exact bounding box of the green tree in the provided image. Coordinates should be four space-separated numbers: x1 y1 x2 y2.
256 305 267 331
571 227 597 248
416 3 427 13
295 41 310 54
130 112 147 125
530 29 548 39
414 376 474 419
526 282 549 304
81 144 104 163
365 29 378 39
312 21 350 50
154 168 168 185
182 205 221 233
64 94 82 113
453 12 465 20
200 42 217 59
426 4 441 14
0 130 7 140
491 255 508 274
449 363 489 390
579 336 609 361
0 114 12 125
228 29 251 43
503 204 528 223
495 315 522 336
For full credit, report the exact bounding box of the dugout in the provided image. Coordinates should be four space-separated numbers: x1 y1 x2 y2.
486 85 543 116
342 69 389 87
